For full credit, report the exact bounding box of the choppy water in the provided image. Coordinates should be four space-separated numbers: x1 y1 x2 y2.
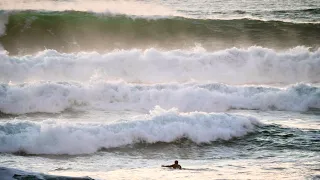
0 0 320 180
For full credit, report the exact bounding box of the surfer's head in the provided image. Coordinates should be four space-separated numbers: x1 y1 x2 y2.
175 160 178 164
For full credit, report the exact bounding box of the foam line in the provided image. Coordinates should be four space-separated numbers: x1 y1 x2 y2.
0 166 93 180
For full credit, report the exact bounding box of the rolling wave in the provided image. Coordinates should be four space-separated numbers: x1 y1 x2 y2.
0 107 259 154
0 82 319 114
0 10 319 54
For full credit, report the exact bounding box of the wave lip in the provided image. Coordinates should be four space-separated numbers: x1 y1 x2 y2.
0 107 260 155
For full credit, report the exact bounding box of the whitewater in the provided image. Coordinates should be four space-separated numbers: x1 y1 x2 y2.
0 0 320 180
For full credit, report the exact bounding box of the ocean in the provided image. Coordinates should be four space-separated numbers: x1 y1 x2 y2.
0 0 319 179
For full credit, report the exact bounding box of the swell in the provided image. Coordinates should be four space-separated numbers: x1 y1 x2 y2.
0 82 319 114
0 10 320 54
231 8 320 22
244 124 320 152
231 8 320 14
271 8 320 14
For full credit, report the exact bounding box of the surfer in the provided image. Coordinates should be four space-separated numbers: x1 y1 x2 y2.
161 160 182 169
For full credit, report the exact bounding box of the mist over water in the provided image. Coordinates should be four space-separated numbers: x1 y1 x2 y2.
0 0 320 180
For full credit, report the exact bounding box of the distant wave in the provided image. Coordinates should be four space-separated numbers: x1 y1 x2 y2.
1 47 320 84
0 82 319 114
231 8 320 23
0 10 319 54
0 107 260 154
270 8 320 14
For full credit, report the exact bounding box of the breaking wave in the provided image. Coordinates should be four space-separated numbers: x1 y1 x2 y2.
0 107 260 154
0 81 319 114
1 47 320 84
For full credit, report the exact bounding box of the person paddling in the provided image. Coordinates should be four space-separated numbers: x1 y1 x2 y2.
161 160 182 169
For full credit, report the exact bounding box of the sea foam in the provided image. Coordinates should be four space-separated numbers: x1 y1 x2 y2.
0 106 260 154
